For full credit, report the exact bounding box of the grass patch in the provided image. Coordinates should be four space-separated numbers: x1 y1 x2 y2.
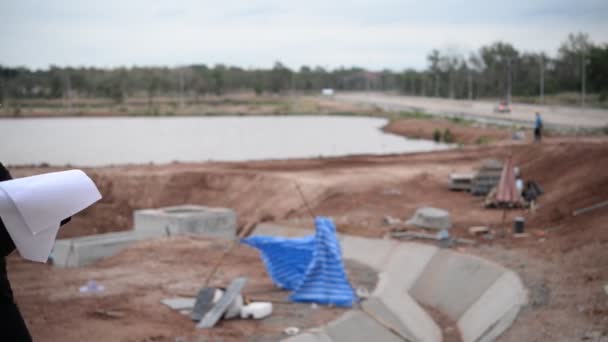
396 111 433 120
475 136 493 145
447 116 475 126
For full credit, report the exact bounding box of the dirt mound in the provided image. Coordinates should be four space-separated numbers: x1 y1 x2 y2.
53 168 326 238
513 141 608 250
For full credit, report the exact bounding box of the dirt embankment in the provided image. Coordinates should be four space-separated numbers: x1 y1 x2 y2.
7 137 608 341
383 117 513 145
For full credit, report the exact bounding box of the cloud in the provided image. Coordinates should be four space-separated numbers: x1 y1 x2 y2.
0 0 607 70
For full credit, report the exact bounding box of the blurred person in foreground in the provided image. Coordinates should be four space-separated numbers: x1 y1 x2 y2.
0 163 73 341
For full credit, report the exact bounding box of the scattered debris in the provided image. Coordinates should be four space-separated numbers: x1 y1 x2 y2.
468 226 489 236
197 277 248 329
436 229 450 240
391 231 474 245
284 327 300 336
191 287 220 322
91 309 125 320
161 297 196 311
483 232 495 240
79 280 105 294
224 292 244 319
604 284 608 296
448 173 474 191
310 303 319 309
513 233 529 239
383 215 402 226
406 207 452 231
356 287 370 299
532 230 546 237
582 331 602 341
572 200 608 216
512 131 526 140
240 302 273 319
382 188 401 196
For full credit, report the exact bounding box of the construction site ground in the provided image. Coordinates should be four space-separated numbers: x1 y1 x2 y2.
7 118 608 341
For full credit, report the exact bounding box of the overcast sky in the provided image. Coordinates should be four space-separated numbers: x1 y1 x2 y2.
1 0 607 71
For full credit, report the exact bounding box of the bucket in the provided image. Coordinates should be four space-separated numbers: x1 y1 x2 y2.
513 216 525 233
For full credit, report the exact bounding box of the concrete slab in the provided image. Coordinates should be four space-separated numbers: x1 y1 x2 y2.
247 225 526 342
361 297 417 341
340 235 397 271
197 277 247 329
134 205 236 240
53 231 137 268
363 273 442 342
161 297 196 310
458 271 528 342
381 242 439 291
283 331 333 342
410 249 505 320
406 207 452 230
325 311 403 342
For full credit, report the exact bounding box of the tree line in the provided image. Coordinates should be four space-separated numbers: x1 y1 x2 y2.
1 32 606 104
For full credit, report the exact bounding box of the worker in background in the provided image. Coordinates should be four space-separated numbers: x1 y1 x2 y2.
534 112 543 142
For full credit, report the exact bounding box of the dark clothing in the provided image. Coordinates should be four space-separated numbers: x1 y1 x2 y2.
0 162 33 341
534 115 543 142
523 181 544 202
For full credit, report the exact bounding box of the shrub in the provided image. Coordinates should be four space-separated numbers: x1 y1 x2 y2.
433 129 441 142
443 128 454 143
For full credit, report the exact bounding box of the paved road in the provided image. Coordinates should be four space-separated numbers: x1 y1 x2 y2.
334 92 608 130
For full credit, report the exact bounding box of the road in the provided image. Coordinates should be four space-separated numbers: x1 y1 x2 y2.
334 92 608 130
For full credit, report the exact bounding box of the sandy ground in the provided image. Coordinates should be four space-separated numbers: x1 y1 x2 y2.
5 119 608 341
8 236 377 341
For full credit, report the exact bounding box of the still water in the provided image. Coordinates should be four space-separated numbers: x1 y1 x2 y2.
0 116 448 166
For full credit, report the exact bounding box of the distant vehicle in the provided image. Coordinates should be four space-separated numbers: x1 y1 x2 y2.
321 88 334 96
494 101 511 113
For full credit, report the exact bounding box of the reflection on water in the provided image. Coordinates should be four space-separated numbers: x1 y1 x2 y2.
0 116 449 166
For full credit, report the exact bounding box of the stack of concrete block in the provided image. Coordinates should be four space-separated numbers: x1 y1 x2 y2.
471 159 503 196
448 173 475 191
134 205 237 240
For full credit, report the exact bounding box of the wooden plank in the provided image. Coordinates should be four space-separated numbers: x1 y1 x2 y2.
573 200 608 216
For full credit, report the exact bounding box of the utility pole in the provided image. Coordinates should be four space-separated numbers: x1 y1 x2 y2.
449 70 454 99
467 68 473 101
179 68 185 109
539 56 545 104
421 75 426 97
581 54 587 110
506 58 512 105
410 76 415 96
434 73 439 97
64 72 72 113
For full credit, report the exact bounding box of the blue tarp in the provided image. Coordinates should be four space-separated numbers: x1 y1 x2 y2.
241 217 357 307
